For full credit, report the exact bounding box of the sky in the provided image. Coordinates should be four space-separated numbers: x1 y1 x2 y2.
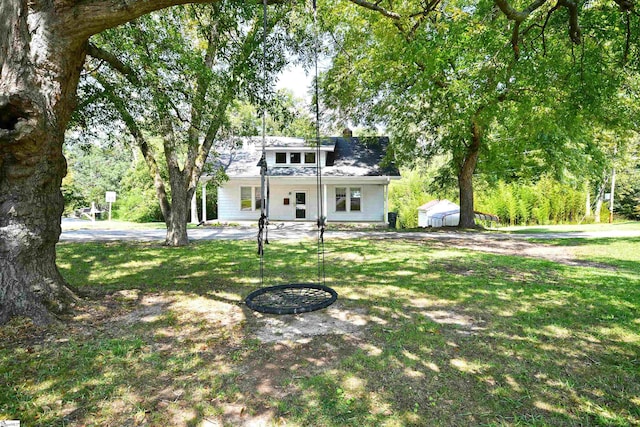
275 64 313 100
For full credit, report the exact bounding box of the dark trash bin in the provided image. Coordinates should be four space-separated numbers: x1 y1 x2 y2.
388 212 398 229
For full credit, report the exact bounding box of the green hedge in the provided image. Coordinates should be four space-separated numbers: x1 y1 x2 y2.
477 177 586 225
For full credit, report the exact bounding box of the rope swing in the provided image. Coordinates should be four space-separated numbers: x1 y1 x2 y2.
245 0 337 315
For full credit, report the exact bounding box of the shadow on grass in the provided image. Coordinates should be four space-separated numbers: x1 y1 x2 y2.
532 237 640 275
1 238 638 425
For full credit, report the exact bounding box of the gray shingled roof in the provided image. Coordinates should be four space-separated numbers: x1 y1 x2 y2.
214 136 400 178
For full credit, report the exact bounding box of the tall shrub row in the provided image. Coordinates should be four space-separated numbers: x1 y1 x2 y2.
477 177 586 225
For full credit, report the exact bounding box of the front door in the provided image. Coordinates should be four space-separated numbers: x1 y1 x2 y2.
295 191 307 219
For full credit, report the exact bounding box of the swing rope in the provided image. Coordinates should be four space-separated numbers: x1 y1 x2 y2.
247 0 337 315
257 0 269 287
313 0 327 286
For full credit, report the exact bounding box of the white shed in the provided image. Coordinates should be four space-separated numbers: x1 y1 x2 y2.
418 199 462 227
418 199 500 227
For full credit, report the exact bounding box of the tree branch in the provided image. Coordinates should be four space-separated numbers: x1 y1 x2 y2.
346 0 402 19
612 0 636 13
522 2 561 56
191 16 264 185
557 0 581 44
494 0 549 58
494 0 548 22
86 43 140 85
623 10 631 63
185 6 222 180
61 0 283 40
95 74 172 219
58 0 213 40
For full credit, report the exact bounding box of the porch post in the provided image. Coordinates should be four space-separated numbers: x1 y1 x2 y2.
191 193 199 224
323 184 328 221
201 182 207 223
384 182 389 223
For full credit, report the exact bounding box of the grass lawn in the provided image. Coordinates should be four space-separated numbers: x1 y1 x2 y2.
1 236 639 426
498 221 640 234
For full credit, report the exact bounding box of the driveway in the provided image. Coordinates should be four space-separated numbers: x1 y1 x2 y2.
59 219 640 242
60 226 258 242
60 220 318 242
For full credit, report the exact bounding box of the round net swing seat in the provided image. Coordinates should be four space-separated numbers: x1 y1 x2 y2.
245 283 338 315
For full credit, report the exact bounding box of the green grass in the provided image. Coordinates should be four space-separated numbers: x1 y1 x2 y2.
499 221 640 234
1 236 639 426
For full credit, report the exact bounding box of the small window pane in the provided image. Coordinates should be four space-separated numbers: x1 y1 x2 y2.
304 152 316 164
336 187 346 212
350 187 361 211
290 152 301 164
296 192 306 204
254 187 262 210
241 187 252 211
275 152 286 164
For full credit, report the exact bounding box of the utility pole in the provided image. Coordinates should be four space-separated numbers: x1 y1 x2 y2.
609 144 617 224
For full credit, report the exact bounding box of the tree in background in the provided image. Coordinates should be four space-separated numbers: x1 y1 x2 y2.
603 133 640 221
62 141 133 214
616 162 640 220
319 0 638 228
75 3 297 246
113 157 166 223
226 90 316 139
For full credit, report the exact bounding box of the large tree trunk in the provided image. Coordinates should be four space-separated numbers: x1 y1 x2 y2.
165 189 192 246
0 0 85 324
164 170 194 246
458 118 482 228
1 0 223 325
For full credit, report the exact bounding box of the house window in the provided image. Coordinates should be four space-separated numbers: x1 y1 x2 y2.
240 186 261 211
335 187 347 212
335 187 362 212
350 187 361 211
290 152 301 164
240 186 252 211
275 152 287 164
304 152 316 164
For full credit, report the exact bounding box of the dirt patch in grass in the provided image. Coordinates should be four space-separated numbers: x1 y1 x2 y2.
421 309 486 335
246 302 368 344
392 234 614 269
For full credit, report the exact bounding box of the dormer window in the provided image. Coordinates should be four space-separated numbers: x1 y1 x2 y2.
267 145 330 167
304 152 316 164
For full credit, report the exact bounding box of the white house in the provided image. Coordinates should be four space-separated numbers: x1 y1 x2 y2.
206 134 400 223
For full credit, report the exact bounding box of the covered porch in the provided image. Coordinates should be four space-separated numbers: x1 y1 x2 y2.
193 176 394 224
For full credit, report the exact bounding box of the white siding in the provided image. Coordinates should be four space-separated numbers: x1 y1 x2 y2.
326 184 385 222
218 181 320 221
418 211 429 227
218 181 262 221
269 185 318 221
